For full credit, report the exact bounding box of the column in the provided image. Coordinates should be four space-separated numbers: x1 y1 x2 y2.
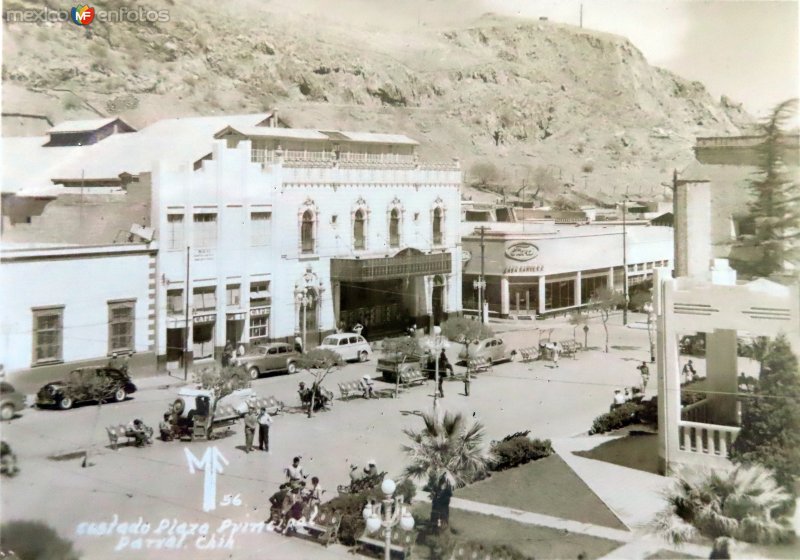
332 281 341 329
656 268 680 475
538 275 546 315
575 271 582 308
706 329 739 425
607 267 615 290
500 276 510 318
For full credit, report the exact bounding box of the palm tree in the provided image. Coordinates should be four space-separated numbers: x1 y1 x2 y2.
653 464 794 547
402 411 488 531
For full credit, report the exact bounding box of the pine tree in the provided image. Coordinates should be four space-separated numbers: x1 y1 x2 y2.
738 98 800 277
730 335 800 492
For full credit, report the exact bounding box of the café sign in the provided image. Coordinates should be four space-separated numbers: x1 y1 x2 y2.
505 242 539 262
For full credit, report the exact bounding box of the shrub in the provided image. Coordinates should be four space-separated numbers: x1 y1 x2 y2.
581 161 594 173
0 520 79 560
62 94 82 110
489 432 553 471
589 402 644 435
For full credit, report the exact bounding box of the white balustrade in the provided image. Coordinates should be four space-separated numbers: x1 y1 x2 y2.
678 420 740 458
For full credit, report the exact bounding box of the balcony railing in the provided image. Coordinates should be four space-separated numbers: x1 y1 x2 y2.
250 149 416 165
681 399 710 423
678 420 741 459
331 252 451 282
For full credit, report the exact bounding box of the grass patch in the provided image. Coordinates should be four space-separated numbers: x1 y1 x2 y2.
413 503 622 560
458 454 627 530
646 550 702 559
574 432 659 475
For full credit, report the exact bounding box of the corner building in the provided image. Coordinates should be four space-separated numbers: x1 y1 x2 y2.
153 124 462 371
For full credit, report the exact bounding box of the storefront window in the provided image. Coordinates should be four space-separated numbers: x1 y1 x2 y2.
545 279 574 310
581 275 607 304
250 315 269 343
193 287 216 312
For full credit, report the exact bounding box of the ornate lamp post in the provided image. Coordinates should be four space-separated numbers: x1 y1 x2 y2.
362 478 415 560
294 286 312 353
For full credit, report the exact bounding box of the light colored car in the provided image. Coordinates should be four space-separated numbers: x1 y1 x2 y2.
458 337 515 364
235 342 300 379
1 382 26 421
318 333 372 362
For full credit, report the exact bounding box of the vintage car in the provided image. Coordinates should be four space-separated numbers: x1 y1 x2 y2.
36 367 137 410
234 342 300 379
170 387 256 441
317 333 372 362
1 382 26 421
457 337 515 364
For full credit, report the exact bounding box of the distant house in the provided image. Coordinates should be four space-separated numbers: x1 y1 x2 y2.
44 117 136 147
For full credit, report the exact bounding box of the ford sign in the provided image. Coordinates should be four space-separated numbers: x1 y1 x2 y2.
505 243 539 261
462 250 472 263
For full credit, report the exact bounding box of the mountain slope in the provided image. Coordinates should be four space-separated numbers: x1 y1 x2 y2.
2 0 752 200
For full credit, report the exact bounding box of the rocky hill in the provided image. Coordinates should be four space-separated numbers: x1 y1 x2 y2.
2 0 753 202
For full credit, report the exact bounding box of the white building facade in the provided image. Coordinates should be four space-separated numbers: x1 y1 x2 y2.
0 243 157 391
153 128 462 371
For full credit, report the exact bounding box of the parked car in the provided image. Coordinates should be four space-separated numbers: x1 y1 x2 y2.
318 333 372 362
458 337 515 364
36 367 137 410
234 342 300 379
0 382 26 421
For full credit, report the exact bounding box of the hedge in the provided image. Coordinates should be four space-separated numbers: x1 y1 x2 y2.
489 431 553 471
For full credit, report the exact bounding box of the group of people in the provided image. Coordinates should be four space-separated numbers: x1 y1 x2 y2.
298 381 333 412
268 456 324 534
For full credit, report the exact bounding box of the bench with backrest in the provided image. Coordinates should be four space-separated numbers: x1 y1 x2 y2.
467 356 492 374
517 347 540 362
399 369 426 389
336 471 386 496
357 526 416 559
338 381 364 400
560 340 579 358
106 424 154 450
294 510 342 547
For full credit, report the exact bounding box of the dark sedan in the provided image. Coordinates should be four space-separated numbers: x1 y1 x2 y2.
36 367 137 410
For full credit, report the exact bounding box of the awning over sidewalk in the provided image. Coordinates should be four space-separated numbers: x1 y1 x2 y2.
331 250 451 282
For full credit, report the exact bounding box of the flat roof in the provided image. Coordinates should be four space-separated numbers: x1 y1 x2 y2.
221 126 419 145
47 117 119 134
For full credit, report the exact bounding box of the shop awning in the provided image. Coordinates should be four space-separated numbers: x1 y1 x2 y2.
331 251 451 282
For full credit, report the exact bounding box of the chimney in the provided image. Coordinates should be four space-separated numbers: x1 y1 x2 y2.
271 110 278 128
673 179 711 279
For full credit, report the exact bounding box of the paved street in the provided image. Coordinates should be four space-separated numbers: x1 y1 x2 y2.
3 314 670 559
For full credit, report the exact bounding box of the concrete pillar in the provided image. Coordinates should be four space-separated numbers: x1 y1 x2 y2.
538 275 546 315
575 271 582 307
500 276 510 318
607 267 615 290
674 180 711 279
656 268 680 475
332 281 341 327
706 329 739 425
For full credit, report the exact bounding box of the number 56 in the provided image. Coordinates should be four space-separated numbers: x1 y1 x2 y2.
220 493 242 507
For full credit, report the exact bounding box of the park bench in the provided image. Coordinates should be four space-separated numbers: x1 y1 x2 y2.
466 356 492 374
357 526 416 559
338 381 364 400
560 340 580 358
336 471 387 496
517 347 540 362
106 424 153 450
296 511 341 547
398 370 426 389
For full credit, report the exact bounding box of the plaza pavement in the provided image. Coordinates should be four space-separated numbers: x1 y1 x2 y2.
1 313 705 559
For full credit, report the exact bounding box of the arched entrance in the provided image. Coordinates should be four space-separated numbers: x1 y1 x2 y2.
432 275 445 326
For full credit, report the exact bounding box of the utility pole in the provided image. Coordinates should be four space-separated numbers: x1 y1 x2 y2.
580 3 583 28
184 246 191 381
472 226 487 324
622 198 629 326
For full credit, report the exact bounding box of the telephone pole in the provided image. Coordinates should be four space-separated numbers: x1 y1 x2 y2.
473 226 487 324
622 199 629 326
580 4 584 28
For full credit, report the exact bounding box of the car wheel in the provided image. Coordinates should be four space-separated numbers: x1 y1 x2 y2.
1 404 14 421
287 362 297 374
58 396 73 410
114 388 127 402
248 367 260 380
359 351 369 363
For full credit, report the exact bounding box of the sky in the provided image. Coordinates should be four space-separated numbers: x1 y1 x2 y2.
482 0 799 119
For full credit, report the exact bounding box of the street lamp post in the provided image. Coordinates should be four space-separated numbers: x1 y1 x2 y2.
473 278 486 324
295 286 311 353
422 328 449 418
362 478 415 560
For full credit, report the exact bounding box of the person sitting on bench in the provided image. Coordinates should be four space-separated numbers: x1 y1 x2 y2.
127 419 151 447
360 375 376 399
159 413 174 442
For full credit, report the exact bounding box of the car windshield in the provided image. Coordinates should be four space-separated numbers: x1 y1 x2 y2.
321 337 338 346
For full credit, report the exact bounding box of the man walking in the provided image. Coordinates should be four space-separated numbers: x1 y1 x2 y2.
243 408 258 453
637 361 650 392
551 342 560 369
463 369 471 397
285 456 308 488
682 359 697 384
258 407 272 452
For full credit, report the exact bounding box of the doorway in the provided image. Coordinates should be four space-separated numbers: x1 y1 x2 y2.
432 275 445 326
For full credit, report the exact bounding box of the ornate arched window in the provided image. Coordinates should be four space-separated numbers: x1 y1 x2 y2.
301 209 315 253
389 208 400 248
432 206 444 245
353 209 366 250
